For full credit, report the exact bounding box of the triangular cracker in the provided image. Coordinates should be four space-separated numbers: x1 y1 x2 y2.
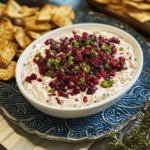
0 61 17 81
14 28 32 49
52 14 72 27
0 39 15 68
4 0 39 18
0 3 6 17
23 16 51 31
0 30 15 41
0 18 13 31
55 5 72 16
68 10 75 20
36 4 57 22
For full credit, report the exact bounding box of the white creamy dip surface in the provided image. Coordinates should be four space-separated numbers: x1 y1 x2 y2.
21 29 137 108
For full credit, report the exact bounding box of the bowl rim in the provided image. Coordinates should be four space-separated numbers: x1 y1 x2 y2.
16 23 143 112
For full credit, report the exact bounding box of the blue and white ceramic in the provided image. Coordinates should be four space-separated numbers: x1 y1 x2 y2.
0 11 149 142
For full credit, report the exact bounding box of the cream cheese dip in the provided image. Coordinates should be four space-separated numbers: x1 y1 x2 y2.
21 29 137 108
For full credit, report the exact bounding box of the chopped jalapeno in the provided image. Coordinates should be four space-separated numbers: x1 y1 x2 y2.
55 64 60 70
109 45 113 49
105 66 111 72
48 88 55 93
101 44 109 51
84 41 90 46
123 67 128 70
81 47 85 51
119 47 124 51
66 51 72 57
90 50 98 57
53 78 57 82
60 66 67 70
83 65 90 74
57 44 60 47
74 66 80 72
67 45 72 48
101 80 114 88
80 62 87 67
106 59 110 65
46 62 52 68
89 37 94 42
78 77 86 85
49 50 57 56
92 47 97 51
45 71 53 77
55 57 61 63
35 52 41 57
68 56 73 65
73 40 78 47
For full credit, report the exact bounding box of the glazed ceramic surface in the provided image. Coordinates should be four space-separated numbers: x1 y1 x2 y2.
0 11 149 142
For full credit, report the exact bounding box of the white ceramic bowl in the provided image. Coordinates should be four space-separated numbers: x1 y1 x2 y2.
16 23 143 118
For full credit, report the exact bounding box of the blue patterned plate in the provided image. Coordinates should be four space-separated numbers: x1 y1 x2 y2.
0 11 150 142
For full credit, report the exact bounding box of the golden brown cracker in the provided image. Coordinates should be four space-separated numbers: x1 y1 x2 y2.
110 0 122 4
94 0 110 4
50 22 58 29
16 49 23 57
23 16 51 31
0 18 13 31
123 0 150 10
14 28 32 49
123 6 150 22
4 0 39 18
0 30 14 41
0 61 17 81
52 14 72 27
26 30 51 40
36 4 57 22
0 3 6 17
13 25 22 32
55 5 72 16
68 10 75 20
16 53 21 57
107 4 122 10
7 41 18 52
12 18 24 26
0 39 15 68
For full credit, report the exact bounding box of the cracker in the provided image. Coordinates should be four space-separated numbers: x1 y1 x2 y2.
23 16 51 31
0 39 15 68
68 10 75 20
0 61 17 81
0 31 14 41
26 30 51 40
55 5 72 16
12 18 24 26
16 49 23 57
7 41 18 52
0 3 6 17
94 0 110 4
107 4 122 10
16 53 21 58
50 22 58 29
14 28 32 49
36 4 57 22
124 6 150 22
13 25 22 32
123 0 150 10
52 14 72 27
0 18 13 31
4 0 39 18
110 0 122 4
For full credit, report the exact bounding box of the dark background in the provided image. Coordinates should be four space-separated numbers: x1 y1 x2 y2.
1 0 150 42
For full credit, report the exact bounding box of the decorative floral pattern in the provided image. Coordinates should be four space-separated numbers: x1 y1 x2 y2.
0 11 150 142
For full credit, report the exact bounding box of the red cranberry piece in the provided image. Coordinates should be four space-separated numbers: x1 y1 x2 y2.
72 30 76 35
49 66 54 71
30 73 37 80
87 87 96 94
58 90 69 98
62 75 70 83
96 73 101 79
109 71 116 77
39 64 47 76
65 70 76 76
78 71 85 79
52 55 57 59
56 98 61 105
93 76 99 85
74 55 82 64
25 76 31 83
56 68 62 77
83 96 88 103
37 78 42 82
51 73 57 79
116 64 123 71
49 81 55 88
82 49 90 56
100 70 105 78
80 83 88 92
109 37 120 44
63 63 69 68
109 61 117 68
59 54 66 61
33 58 37 63
86 46 92 50
73 87 80 95
74 35 82 42
72 76 78 84
45 38 54 45
55 82 61 90
67 81 75 89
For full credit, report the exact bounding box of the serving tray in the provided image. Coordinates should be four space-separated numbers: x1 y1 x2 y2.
87 0 150 34
0 11 150 142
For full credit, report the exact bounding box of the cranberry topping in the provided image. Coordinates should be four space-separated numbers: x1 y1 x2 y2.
83 96 88 103
26 31 127 98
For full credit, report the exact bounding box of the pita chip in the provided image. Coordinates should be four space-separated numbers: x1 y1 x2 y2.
55 5 72 16
0 3 6 17
36 4 57 22
14 28 32 49
0 61 17 81
0 18 13 31
94 0 110 4
68 10 75 20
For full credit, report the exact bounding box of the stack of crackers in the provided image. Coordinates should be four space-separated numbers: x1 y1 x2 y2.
0 0 75 81
94 0 150 23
